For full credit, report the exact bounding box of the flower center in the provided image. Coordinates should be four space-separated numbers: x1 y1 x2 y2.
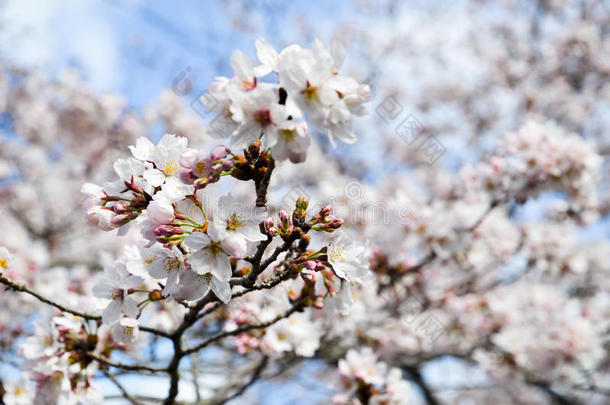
121 325 134 335
303 82 319 103
0 258 6 270
163 160 179 176
111 289 123 300
226 213 245 231
330 246 346 262
241 77 257 91
163 257 182 274
254 109 272 127
206 241 224 256
145 255 158 266
280 129 296 142
194 160 207 176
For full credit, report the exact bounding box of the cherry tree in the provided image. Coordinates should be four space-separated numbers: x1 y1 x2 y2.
0 1 609 404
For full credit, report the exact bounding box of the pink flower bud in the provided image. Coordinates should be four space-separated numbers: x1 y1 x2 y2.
112 201 129 214
279 210 290 223
301 269 317 283
329 217 344 228
147 199 175 225
211 145 230 160
180 170 195 184
81 182 105 207
180 148 198 169
110 214 131 228
320 204 332 218
264 217 276 236
153 225 184 237
304 260 317 270
87 206 116 231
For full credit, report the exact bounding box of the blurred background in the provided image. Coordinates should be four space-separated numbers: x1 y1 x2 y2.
0 0 609 404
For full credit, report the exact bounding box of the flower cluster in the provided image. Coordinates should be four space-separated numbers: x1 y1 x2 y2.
333 348 412 405
82 130 372 340
458 120 602 213
202 37 371 161
18 316 107 404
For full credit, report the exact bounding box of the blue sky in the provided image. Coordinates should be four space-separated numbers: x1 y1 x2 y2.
0 0 375 108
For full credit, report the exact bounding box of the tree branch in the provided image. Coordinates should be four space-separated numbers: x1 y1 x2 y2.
87 351 166 373
101 365 143 405
0 273 100 320
402 365 441 405
183 303 302 356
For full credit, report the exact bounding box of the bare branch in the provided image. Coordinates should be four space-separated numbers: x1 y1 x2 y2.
101 366 143 405
87 351 166 373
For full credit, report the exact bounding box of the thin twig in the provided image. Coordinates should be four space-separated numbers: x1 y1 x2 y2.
101 366 143 405
0 273 100 320
87 351 166 373
214 356 269 405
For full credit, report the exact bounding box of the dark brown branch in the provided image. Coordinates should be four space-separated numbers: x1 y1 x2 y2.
255 156 275 207
0 273 100 320
403 365 441 405
0 273 171 338
87 352 166 373
212 356 269 405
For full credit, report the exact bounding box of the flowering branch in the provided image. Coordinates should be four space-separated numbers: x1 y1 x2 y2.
0 273 100 320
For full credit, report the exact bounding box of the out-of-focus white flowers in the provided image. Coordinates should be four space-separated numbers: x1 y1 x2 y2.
261 312 322 357
459 120 603 217
334 348 412 405
0 246 13 271
19 315 105 405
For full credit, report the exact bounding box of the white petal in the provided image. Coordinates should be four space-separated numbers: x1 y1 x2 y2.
212 254 232 281
256 37 278 69
143 168 166 187
161 176 193 201
129 137 155 161
121 297 140 319
239 224 267 242
231 50 254 82
92 281 113 299
221 233 247 257
183 232 211 251
210 278 231 303
102 299 122 324
188 249 213 275
231 121 261 150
